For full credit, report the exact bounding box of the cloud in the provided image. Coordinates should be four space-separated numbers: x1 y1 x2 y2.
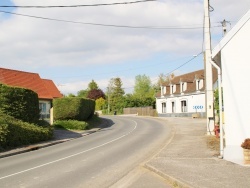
0 0 249 94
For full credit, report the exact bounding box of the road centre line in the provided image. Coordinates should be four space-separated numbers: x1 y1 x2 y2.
0 119 137 180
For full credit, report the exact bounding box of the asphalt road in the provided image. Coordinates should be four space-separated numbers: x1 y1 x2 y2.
0 116 172 188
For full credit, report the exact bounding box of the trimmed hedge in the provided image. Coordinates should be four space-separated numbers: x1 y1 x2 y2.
53 120 89 130
0 84 40 123
0 112 53 149
53 97 95 121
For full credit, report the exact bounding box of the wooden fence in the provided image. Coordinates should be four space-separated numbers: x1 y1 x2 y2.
123 106 157 117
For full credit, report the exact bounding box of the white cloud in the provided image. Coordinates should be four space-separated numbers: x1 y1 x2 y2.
0 0 249 94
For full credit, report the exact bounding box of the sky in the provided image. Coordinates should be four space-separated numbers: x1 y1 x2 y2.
0 0 249 95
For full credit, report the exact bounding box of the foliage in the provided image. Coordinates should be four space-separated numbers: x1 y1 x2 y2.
77 89 88 98
107 77 125 113
241 138 250 149
88 80 99 90
124 94 155 108
153 73 171 93
95 97 106 110
0 112 53 149
87 89 106 100
0 84 40 123
133 74 155 99
53 120 89 130
53 97 95 121
67 93 76 97
214 89 223 114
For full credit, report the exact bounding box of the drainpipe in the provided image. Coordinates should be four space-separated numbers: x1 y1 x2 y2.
210 59 224 158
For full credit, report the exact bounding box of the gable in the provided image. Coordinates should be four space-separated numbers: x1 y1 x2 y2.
0 68 62 100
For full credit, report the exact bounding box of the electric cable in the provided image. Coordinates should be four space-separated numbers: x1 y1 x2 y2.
0 0 157 8
0 10 221 30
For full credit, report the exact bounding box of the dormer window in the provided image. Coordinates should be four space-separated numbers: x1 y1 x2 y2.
170 84 176 95
180 82 187 93
196 79 204 90
160 86 166 96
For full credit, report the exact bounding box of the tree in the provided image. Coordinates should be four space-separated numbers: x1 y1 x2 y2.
87 89 106 100
95 97 106 111
107 77 125 113
153 73 172 93
77 89 88 98
88 80 99 90
133 74 155 99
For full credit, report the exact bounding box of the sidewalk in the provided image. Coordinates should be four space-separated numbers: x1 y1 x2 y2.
145 117 250 188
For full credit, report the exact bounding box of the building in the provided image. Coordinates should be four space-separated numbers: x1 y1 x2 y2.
0 67 63 119
212 10 250 165
156 69 217 118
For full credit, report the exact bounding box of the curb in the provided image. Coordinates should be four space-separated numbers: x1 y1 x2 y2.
144 164 191 188
0 128 102 159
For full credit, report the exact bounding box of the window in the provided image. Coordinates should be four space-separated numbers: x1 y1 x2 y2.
39 103 46 113
172 102 175 113
162 102 166 113
181 100 187 112
197 80 200 90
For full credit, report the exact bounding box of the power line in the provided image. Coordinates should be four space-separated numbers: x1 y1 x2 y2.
0 0 157 8
0 10 221 30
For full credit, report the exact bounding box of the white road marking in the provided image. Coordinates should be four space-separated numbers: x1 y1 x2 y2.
0 120 137 180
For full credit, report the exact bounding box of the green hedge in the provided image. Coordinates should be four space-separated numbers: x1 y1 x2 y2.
0 84 40 123
0 113 53 149
53 97 95 121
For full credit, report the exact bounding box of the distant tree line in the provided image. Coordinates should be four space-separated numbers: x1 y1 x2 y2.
66 73 171 114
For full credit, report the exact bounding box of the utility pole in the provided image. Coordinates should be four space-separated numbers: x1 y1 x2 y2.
204 0 214 135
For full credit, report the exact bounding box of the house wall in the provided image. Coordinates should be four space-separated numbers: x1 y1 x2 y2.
156 92 206 117
221 18 250 162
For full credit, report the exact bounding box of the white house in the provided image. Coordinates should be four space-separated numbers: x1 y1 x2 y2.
156 69 217 118
212 10 250 165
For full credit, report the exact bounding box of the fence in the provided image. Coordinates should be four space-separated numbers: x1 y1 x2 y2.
123 106 157 117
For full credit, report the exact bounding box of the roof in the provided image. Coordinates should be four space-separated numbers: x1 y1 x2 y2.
0 68 63 100
212 9 250 60
156 68 217 97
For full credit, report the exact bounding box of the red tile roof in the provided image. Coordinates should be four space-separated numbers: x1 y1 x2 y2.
0 68 63 100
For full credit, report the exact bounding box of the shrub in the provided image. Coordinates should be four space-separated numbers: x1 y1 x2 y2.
0 84 40 123
241 138 250 149
53 97 95 121
0 112 53 149
53 120 89 130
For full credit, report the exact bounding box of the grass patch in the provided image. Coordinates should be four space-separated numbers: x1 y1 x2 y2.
53 120 88 130
53 115 102 131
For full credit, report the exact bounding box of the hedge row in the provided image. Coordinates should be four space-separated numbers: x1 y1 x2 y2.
0 112 53 149
0 84 40 123
53 97 95 121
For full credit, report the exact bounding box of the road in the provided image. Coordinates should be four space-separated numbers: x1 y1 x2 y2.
0 116 172 188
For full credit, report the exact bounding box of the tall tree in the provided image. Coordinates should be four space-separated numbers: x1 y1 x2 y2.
107 77 125 113
133 74 154 99
88 80 99 90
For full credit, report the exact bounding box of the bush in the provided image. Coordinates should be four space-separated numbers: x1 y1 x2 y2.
0 112 53 149
53 120 89 130
0 84 40 123
53 97 95 121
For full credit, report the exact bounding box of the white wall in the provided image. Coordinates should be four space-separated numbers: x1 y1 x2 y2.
156 93 205 115
220 16 250 164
